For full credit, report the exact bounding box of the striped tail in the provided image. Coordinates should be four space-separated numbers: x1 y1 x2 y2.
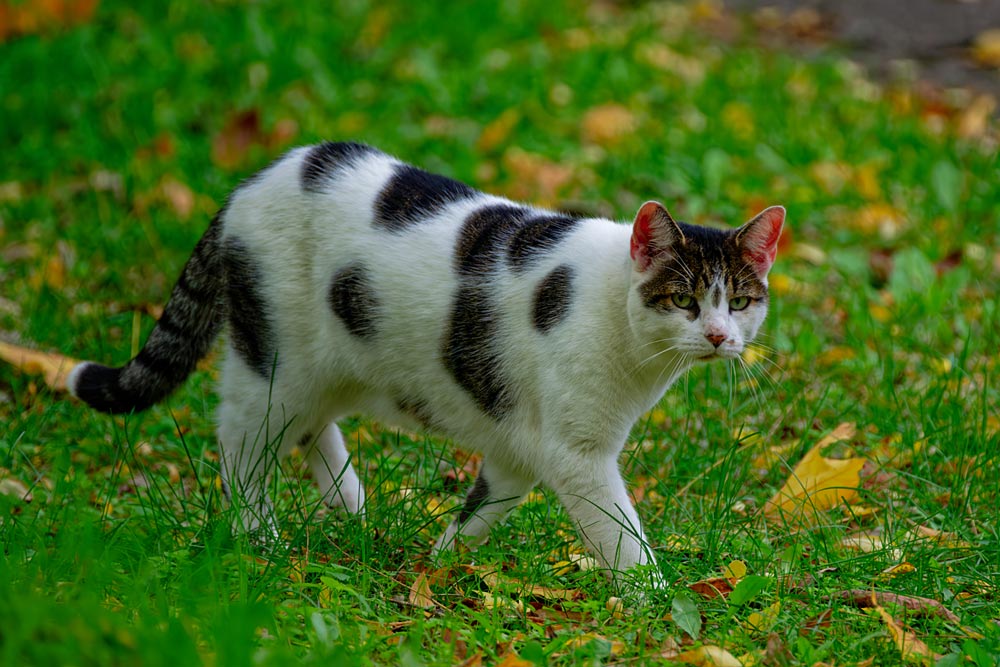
68 215 226 414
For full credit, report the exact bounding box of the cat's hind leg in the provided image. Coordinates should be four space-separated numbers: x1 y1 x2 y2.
215 350 299 537
303 424 365 515
433 458 535 554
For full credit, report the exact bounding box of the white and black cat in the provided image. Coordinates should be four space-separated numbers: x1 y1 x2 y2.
68 141 784 587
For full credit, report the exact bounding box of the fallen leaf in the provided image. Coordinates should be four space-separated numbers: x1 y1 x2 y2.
0 341 79 391
872 600 940 664
0 476 31 502
744 600 781 634
407 566 448 610
689 577 735 600
581 103 637 147
0 0 99 42
673 645 743 667
465 564 581 602
564 633 626 657
970 28 1000 68
829 589 960 624
478 109 521 153
878 562 916 580
764 423 866 526
493 651 535 667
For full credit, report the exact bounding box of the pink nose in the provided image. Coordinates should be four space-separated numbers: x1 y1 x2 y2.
706 333 726 347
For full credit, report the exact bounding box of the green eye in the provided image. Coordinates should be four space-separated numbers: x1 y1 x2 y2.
729 296 751 311
671 294 695 309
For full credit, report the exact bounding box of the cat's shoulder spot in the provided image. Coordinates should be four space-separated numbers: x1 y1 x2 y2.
374 163 478 232
455 204 530 276
507 214 579 272
301 142 379 193
532 263 575 333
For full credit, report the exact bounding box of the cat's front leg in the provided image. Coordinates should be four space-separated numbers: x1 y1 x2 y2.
545 453 661 590
433 458 535 554
304 424 366 515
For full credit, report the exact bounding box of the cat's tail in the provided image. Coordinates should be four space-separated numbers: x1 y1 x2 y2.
68 215 226 414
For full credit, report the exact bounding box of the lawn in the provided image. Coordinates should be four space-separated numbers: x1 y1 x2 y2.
1 1 998 665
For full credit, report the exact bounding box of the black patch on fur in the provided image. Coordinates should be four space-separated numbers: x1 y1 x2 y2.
301 142 377 193
223 238 276 378
507 215 578 271
458 474 491 524
374 164 477 231
454 205 529 275
329 264 380 339
443 284 514 420
532 265 574 333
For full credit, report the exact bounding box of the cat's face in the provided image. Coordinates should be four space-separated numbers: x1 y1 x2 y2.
627 202 784 365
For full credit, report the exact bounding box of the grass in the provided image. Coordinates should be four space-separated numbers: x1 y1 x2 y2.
1 0 998 665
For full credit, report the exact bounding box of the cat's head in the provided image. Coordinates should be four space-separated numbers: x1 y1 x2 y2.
626 201 784 363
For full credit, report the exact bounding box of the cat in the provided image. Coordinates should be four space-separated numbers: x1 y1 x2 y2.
68 141 784 589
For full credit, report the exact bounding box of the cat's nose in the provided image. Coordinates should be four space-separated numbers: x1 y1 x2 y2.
705 333 726 348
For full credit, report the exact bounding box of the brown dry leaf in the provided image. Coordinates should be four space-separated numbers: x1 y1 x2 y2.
764 423 866 526
211 109 275 170
478 109 521 153
970 29 1000 68
581 103 637 147
0 341 79 391
873 601 940 665
673 645 743 667
0 0 99 42
689 577 734 600
501 148 575 206
407 566 448 610
830 589 960 624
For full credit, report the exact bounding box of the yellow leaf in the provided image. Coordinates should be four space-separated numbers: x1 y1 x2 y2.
564 633 626 656
722 560 747 580
581 103 637 147
494 652 535 667
879 562 916 580
873 601 939 665
674 645 743 667
477 108 521 153
744 600 781 634
764 423 866 526
606 596 626 619
971 29 1000 68
0 341 79 391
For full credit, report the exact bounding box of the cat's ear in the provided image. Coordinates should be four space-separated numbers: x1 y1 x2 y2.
630 201 685 272
736 205 785 278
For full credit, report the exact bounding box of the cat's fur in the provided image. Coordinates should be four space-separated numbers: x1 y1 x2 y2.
68 141 784 587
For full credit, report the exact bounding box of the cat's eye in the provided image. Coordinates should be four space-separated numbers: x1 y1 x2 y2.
729 296 751 311
671 293 695 309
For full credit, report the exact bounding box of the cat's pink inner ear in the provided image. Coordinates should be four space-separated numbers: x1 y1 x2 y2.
739 206 785 277
630 201 677 272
